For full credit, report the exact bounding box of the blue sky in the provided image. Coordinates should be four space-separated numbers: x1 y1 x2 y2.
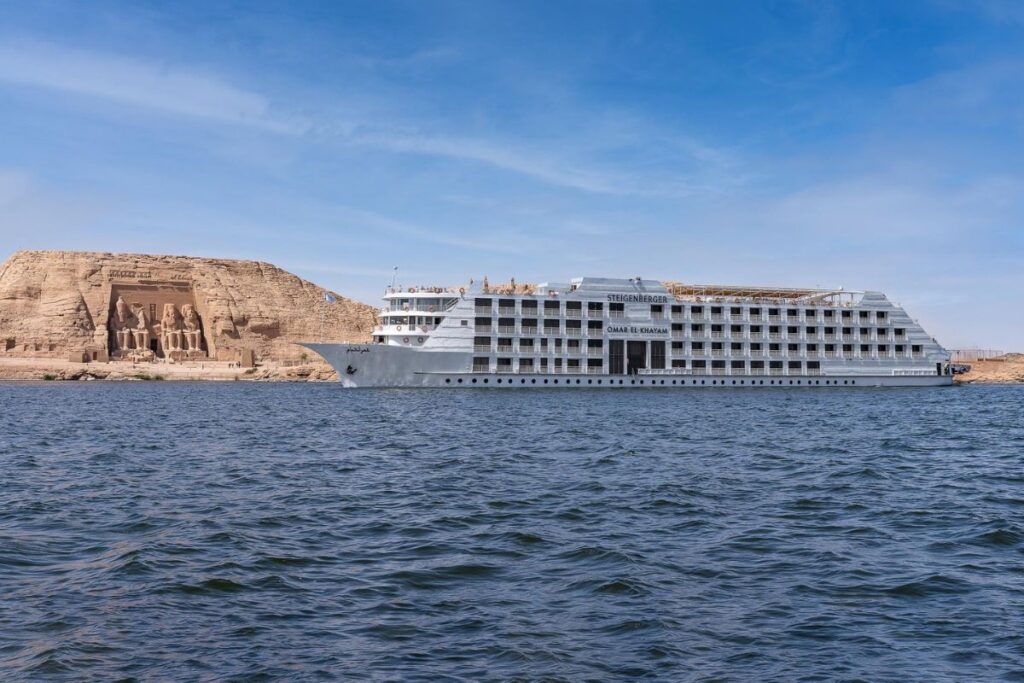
0 1 1022 349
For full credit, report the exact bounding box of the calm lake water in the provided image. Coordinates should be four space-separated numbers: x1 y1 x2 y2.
1 383 1023 681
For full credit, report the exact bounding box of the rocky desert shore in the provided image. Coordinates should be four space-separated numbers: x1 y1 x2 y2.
953 354 1024 385
0 250 376 381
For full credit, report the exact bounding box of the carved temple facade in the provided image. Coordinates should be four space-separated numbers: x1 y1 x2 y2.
0 250 380 365
107 281 208 360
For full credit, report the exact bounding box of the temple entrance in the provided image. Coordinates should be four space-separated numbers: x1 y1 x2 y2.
627 340 646 375
609 339 624 374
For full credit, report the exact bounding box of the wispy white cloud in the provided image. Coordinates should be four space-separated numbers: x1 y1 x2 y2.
0 40 300 132
0 41 740 198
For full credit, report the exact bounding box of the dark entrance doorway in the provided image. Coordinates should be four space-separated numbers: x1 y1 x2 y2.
627 341 646 375
609 339 625 374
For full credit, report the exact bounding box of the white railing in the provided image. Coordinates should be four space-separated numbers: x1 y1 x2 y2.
565 309 582 318
475 307 492 315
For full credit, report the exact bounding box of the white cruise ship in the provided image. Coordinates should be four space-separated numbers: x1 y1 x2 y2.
304 276 952 388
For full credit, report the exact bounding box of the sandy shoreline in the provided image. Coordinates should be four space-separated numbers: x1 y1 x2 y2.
0 357 339 382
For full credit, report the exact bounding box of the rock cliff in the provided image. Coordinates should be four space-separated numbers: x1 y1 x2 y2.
0 250 377 363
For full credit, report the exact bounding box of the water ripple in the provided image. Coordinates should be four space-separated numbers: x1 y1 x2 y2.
1 383 1023 680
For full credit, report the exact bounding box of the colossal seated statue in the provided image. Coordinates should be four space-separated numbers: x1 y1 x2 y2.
132 308 150 351
161 303 183 353
111 295 133 351
181 304 203 352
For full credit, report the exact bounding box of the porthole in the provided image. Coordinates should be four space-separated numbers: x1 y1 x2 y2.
531 379 536 384
472 378 477 384
457 378 463 384
661 380 665 385
619 380 624 385
521 379 526 384
576 379 581 384
852 380 856 385
672 380 676 385
543 379 548 384
732 380 736 385
843 380 848 385
483 378 489 384
445 378 451 383
554 379 558 384
701 380 705 385
496 379 501 384
587 379 592 384
631 380 636 385
640 380 644 385
597 380 602 384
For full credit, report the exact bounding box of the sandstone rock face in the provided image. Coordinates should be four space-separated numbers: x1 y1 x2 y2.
0 250 377 363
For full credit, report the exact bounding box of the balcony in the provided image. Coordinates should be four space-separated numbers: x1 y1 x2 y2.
475 325 493 334
770 369 784 375
498 325 516 334
473 364 490 372
711 349 724 357
496 366 514 374
473 345 491 353
474 306 493 315
567 366 582 374
609 310 625 319
520 326 538 335
651 312 664 320
671 331 684 339
711 368 726 375
497 345 513 353
768 315 781 323
566 328 582 337
565 309 582 318
587 349 603 357
543 327 560 336
769 333 782 340
586 366 603 374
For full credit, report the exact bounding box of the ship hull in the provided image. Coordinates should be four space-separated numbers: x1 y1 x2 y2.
303 343 953 388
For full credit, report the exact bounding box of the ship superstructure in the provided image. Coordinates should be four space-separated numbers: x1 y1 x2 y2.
304 276 952 388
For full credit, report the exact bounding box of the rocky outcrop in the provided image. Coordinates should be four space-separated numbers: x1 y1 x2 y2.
954 354 1024 384
0 250 377 363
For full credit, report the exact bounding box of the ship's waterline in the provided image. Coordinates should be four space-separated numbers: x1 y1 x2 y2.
306 276 952 388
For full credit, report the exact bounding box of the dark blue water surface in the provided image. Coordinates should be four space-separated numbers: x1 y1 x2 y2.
2 383 1023 681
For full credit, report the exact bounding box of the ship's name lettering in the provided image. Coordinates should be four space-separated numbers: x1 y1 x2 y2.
607 294 668 303
607 325 668 335
346 347 371 354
